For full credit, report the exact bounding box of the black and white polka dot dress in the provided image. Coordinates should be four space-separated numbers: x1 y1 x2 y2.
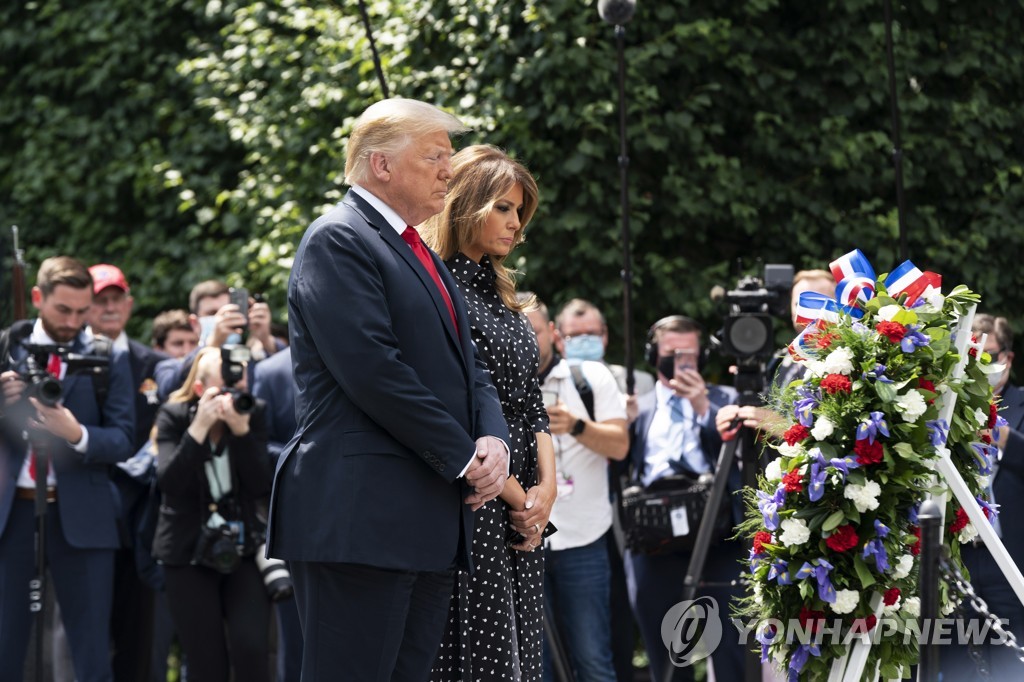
430 254 549 682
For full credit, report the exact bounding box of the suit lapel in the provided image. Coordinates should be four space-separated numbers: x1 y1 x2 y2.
345 193 464 356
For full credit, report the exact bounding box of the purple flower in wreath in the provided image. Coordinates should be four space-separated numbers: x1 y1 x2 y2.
788 642 822 681
856 411 890 445
971 442 996 476
863 363 894 384
908 502 921 525
863 538 890 572
757 490 781 531
808 462 827 502
900 324 930 353
874 519 890 538
995 414 1009 430
794 396 818 428
768 559 791 585
976 495 1000 521
795 559 836 603
926 419 949 448
829 456 860 483
755 622 779 663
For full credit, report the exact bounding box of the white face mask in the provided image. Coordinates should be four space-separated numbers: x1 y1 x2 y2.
198 315 217 345
988 363 1008 389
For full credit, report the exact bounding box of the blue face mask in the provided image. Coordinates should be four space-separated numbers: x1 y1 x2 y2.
199 315 242 346
563 334 604 362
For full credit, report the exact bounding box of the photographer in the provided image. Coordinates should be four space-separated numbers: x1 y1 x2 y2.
151 345 272 682
0 256 135 682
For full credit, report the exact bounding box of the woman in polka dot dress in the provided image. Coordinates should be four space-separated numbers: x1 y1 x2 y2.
422 144 556 682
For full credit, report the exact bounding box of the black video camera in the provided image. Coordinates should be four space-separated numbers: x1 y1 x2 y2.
714 264 794 397
191 522 242 574
220 344 255 414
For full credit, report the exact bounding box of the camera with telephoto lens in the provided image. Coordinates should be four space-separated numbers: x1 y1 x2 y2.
1 341 111 429
255 543 293 601
713 264 794 396
191 523 241 574
219 344 254 414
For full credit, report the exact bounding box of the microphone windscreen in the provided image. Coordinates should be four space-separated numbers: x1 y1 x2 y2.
597 0 636 25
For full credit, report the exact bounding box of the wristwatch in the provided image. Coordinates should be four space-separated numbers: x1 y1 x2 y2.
570 418 587 437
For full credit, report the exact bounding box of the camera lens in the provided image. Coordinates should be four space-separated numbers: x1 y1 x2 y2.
32 377 63 408
726 315 772 356
232 392 255 414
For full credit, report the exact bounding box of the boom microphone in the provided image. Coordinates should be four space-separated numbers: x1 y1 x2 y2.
597 0 636 25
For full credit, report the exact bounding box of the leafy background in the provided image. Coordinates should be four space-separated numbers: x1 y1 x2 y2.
2 0 1022 381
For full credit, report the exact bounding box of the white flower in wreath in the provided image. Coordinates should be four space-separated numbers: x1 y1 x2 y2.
830 589 860 614
805 358 827 378
778 442 804 459
896 390 927 423
811 417 835 441
958 523 979 544
779 518 811 547
976 474 991 488
942 600 958 616
974 408 989 429
892 554 915 580
822 347 855 375
877 304 902 321
844 480 881 513
916 290 946 313
902 596 921 618
764 458 783 482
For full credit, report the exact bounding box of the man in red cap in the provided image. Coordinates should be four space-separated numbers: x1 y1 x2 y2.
85 264 167 682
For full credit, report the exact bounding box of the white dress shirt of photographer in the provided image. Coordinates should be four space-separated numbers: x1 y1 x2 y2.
540 358 628 550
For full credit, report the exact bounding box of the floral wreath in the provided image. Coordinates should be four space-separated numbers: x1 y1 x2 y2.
737 249 1009 680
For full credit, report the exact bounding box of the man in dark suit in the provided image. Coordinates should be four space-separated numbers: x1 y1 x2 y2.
85 263 167 682
943 314 1024 681
624 315 743 682
0 256 135 682
266 98 511 682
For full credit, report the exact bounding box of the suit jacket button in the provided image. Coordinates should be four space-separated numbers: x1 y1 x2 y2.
438 464 446 473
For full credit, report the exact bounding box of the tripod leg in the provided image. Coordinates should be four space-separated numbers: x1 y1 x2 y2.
680 435 739 604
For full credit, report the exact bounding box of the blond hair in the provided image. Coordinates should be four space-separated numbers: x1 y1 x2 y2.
167 346 221 404
421 144 539 312
344 98 467 186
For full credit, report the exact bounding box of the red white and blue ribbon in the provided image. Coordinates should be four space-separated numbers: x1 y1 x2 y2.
789 248 943 359
884 261 942 306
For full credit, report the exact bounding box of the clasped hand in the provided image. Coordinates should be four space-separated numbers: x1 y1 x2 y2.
508 483 555 552
463 436 509 511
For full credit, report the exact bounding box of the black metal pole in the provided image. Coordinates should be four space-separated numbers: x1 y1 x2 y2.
30 442 49 682
355 0 389 98
614 24 636 396
917 499 942 682
883 0 909 262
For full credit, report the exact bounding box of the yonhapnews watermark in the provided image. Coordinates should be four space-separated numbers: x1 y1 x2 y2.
661 597 1011 667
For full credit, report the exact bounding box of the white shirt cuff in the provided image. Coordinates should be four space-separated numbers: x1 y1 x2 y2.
69 426 89 453
458 437 511 478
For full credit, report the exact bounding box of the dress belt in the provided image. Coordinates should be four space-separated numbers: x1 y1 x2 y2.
15 487 57 503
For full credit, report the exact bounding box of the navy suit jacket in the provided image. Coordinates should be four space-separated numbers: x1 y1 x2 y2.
987 383 1024 570
0 322 136 549
628 384 743 523
266 190 510 572
126 338 167 451
251 346 297 464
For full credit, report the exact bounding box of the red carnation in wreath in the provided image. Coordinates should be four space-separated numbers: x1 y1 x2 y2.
854 438 884 466
753 531 773 555
850 614 878 634
909 526 921 556
875 321 907 344
782 468 805 494
949 507 970 535
825 524 860 553
989 402 999 430
799 605 827 633
783 424 811 446
883 587 902 606
820 374 852 395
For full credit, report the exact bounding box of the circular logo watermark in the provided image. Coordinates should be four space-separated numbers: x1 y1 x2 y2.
660 596 723 667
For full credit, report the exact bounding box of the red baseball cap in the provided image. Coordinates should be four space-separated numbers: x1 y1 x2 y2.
89 264 130 295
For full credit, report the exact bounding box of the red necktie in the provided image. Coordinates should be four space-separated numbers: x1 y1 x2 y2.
28 353 61 482
402 227 459 335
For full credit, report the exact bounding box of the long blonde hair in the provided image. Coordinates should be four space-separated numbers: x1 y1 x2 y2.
167 346 221 404
421 144 539 312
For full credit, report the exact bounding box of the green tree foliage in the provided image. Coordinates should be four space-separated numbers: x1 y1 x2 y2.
2 0 1022 375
